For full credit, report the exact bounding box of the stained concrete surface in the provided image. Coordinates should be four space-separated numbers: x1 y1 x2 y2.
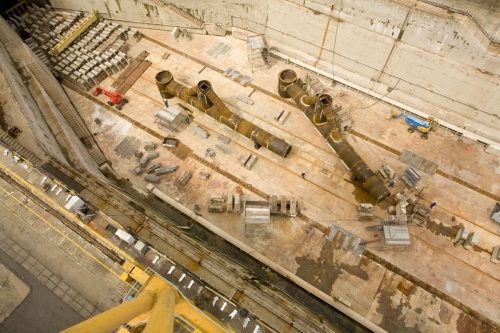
0 249 83 333
0 263 29 325
24 23 496 332
0 155 127 317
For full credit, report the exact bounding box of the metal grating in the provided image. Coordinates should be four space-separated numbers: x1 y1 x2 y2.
399 149 438 175
114 135 141 159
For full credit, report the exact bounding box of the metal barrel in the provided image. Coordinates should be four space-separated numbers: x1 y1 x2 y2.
278 69 389 201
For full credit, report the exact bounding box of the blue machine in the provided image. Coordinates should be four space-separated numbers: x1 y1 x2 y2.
389 111 432 140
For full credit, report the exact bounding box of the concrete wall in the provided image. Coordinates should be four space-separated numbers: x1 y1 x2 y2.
0 18 108 182
48 0 500 142
438 0 500 39
0 21 67 162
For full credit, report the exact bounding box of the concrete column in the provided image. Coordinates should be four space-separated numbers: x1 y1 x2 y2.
144 288 178 333
60 292 155 333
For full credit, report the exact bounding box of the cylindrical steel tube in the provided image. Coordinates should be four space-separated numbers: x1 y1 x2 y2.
144 288 178 333
155 71 292 158
155 71 175 99
279 69 390 201
61 292 155 333
277 69 297 98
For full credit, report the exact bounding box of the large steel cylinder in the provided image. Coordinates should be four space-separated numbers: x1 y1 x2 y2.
155 71 292 158
61 292 155 333
277 69 297 98
155 71 175 99
143 288 178 333
278 69 390 201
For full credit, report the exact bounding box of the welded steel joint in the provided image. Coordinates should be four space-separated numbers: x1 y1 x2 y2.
156 70 292 158
278 69 390 201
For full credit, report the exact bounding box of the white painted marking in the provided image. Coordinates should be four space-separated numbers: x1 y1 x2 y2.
167 266 175 274
212 296 219 307
187 280 194 289
51 184 58 192
220 301 227 311
55 189 62 195
253 324 261 333
243 318 250 328
152 256 159 265
179 273 186 282
229 309 237 319
197 286 203 295
41 177 47 184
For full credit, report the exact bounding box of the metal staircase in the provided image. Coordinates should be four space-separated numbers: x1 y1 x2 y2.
26 62 107 166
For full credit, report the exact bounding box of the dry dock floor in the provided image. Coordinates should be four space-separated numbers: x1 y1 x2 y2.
65 29 500 333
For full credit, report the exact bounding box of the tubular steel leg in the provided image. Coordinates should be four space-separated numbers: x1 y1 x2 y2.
144 288 178 333
60 292 155 333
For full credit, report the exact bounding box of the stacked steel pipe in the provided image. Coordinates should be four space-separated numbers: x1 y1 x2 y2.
278 69 390 201
155 70 292 158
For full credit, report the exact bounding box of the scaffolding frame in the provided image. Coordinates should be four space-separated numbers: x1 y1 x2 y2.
247 32 271 73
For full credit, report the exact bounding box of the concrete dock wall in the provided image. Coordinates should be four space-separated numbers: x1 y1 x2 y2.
0 20 67 162
0 19 108 181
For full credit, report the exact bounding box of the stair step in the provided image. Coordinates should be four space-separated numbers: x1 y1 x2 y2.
0 131 43 166
89 148 107 166
165 4 203 27
27 62 95 152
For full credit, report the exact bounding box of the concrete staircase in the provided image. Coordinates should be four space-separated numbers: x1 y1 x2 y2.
0 130 43 166
0 25 11 45
416 1 491 50
26 62 107 166
146 0 204 28
166 4 204 28
205 23 226 36
460 15 490 49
